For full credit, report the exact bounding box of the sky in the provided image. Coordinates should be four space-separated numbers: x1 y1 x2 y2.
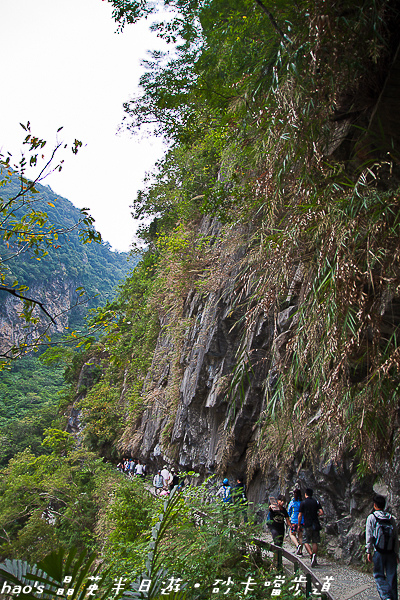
0 0 168 252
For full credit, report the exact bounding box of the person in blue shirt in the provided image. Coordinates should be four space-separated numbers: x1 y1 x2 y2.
216 478 232 503
288 488 304 555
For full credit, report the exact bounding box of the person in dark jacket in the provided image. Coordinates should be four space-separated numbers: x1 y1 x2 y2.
267 494 290 547
168 468 180 491
298 488 323 567
233 475 248 523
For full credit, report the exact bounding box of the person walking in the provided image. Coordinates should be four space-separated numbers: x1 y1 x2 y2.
366 493 399 600
288 488 304 555
233 475 248 523
298 488 323 567
267 494 291 547
168 468 180 491
153 470 164 495
216 478 232 523
160 465 170 489
216 478 232 503
135 461 144 477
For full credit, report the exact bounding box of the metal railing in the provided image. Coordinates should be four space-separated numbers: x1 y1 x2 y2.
253 538 335 600
148 484 336 600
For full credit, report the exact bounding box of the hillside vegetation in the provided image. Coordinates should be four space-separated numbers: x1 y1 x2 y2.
81 0 400 472
0 164 132 464
1 0 400 591
0 175 131 307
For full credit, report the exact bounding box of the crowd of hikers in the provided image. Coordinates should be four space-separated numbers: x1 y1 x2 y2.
117 459 399 597
152 465 184 495
215 478 323 567
266 487 323 568
117 461 323 566
117 458 147 477
211 478 399 599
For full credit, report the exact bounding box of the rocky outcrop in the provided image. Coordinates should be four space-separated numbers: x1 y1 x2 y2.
109 214 398 564
0 276 84 357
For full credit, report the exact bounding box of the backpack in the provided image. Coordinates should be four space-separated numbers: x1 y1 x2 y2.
373 512 395 553
222 485 232 503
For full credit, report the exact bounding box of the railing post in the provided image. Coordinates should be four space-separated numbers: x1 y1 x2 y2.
306 573 312 598
277 548 282 571
251 538 334 600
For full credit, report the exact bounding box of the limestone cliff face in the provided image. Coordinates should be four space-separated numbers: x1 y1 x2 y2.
112 215 396 563
68 38 400 563
0 276 82 357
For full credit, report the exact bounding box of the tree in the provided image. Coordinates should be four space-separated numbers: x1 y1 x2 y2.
0 123 101 364
0 439 120 560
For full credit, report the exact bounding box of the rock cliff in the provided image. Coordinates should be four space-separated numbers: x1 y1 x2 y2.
0 276 79 356
108 214 397 564
66 3 400 564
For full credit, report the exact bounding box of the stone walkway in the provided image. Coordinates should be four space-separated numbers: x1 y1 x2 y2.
261 532 379 600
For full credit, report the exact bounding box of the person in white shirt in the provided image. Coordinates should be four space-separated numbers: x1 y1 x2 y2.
160 465 170 488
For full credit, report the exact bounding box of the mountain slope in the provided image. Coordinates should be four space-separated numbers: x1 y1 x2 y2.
0 176 134 357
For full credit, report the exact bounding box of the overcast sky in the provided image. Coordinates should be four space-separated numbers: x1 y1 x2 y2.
0 0 168 252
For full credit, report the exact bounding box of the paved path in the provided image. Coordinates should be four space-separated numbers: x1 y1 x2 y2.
145 481 384 600
261 532 379 600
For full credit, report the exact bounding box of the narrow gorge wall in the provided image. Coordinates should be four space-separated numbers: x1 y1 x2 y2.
109 214 400 564
0 276 83 357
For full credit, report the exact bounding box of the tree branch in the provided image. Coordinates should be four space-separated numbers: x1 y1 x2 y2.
0 286 56 324
253 0 287 43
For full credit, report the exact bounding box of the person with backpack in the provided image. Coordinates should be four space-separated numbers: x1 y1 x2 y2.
216 478 232 503
267 494 291 547
366 493 399 600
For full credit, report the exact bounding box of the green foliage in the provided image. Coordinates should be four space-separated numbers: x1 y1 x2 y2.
77 379 124 454
41 429 75 456
99 478 163 589
0 124 132 364
101 477 289 600
0 477 300 600
0 404 56 468
0 354 69 467
0 546 115 600
0 441 120 561
67 252 160 453
0 355 65 426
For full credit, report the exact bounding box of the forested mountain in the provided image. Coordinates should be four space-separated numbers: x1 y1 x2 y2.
0 170 133 465
0 173 133 358
1 0 400 591
1 177 129 296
